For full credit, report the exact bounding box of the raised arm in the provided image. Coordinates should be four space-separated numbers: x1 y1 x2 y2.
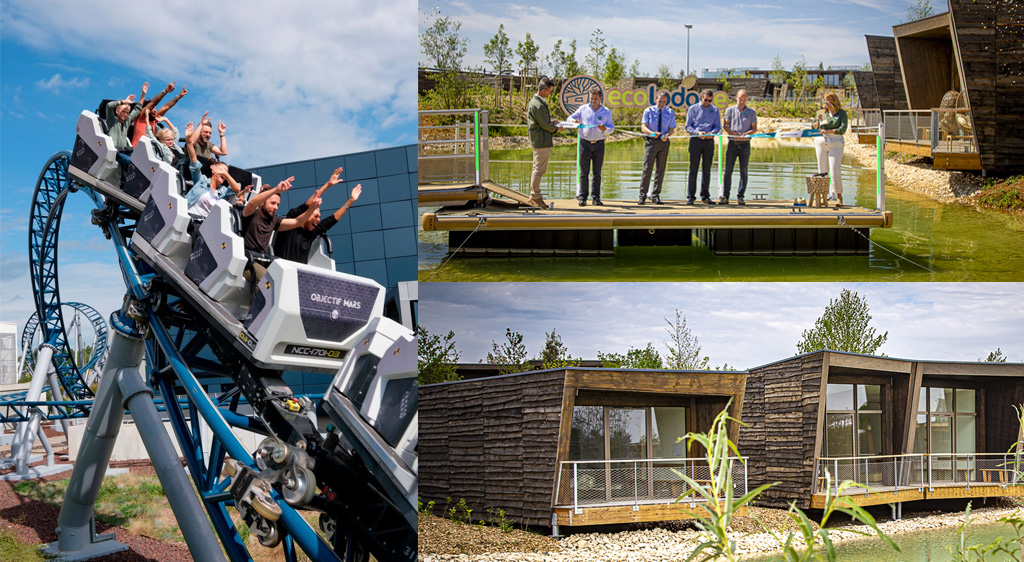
137 82 149 106
279 196 321 231
184 122 198 163
307 167 344 206
331 184 362 221
243 176 295 217
156 84 187 117
189 111 209 145
212 121 228 156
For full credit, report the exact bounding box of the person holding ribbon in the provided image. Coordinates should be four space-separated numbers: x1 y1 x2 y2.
638 90 675 205
567 86 614 206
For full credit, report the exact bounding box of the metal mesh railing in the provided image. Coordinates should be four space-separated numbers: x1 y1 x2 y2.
418 109 489 184
555 457 748 511
814 453 1024 495
883 110 932 144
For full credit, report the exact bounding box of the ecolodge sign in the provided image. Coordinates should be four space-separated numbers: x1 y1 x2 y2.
559 74 729 116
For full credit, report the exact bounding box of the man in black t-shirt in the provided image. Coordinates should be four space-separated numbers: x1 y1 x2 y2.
274 167 363 264
241 175 320 281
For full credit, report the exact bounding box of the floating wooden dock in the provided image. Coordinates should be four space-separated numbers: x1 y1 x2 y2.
421 184 894 257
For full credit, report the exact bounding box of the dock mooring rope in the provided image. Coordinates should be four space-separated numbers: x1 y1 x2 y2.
837 215 935 273
428 217 486 281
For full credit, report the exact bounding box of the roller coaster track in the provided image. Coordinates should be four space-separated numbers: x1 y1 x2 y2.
26 110 417 562
27 154 107 401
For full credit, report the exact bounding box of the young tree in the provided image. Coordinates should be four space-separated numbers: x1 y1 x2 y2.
664 310 711 370
584 29 607 77
904 0 935 23
627 58 641 80
515 33 540 72
769 54 788 85
537 329 580 369
547 38 582 78
483 24 512 74
796 289 889 355
787 56 809 101
420 16 468 70
418 326 461 385
598 343 664 369
657 63 678 90
603 47 626 85
487 328 531 375
982 348 1008 362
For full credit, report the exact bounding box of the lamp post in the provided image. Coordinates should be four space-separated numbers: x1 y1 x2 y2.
685 25 693 77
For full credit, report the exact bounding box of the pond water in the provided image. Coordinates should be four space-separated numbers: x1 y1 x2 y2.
418 138 1024 281
752 520 1020 562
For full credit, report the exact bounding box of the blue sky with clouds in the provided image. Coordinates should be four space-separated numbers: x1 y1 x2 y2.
420 283 1024 368
1 0 415 337
421 0 933 74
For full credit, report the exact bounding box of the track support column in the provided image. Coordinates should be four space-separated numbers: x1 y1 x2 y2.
45 299 225 561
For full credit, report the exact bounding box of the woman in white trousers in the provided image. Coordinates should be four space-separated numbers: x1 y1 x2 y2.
812 92 849 207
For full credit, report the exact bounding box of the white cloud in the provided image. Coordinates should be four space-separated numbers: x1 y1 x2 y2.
4 0 416 165
420 283 1024 367
35 73 90 93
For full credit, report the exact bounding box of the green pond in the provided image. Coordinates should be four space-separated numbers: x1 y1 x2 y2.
418 138 1024 281
752 520 1020 562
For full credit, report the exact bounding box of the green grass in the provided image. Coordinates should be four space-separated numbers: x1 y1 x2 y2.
0 528 52 562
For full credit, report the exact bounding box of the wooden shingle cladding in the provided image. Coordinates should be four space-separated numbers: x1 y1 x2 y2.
419 368 748 527
739 353 825 509
949 0 1024 173
419 370 566 526
852 71 879 109
741 351 1024 509
865 35 910 111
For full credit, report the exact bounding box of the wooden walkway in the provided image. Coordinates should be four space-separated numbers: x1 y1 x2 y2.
423 198 893 232
810 482 1024 509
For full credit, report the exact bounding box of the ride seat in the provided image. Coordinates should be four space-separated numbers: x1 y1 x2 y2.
306 235 336 270
71 111 119 185
241 259 384 370
183 200 250 316
135 165 191 269
123 139 175 203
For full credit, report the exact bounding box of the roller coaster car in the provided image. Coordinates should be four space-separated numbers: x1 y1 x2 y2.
123 139 171 202
242 258 386 371
72 110 119 186
135 163 192 269
322 316 417 520
184 200 251 315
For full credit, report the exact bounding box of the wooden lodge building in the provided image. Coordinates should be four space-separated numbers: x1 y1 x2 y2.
419 351 1024 529
856 0 1024 173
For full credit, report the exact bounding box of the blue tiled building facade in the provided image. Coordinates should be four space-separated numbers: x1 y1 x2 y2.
242 145 417 397
249 145 418 290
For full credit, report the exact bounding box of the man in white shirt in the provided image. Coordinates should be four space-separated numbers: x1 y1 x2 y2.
568 86 615 206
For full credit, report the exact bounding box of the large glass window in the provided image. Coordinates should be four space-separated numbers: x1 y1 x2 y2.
569 405 689 461
914 387 977 454
825 383 884 457
569 406 605 460
651 407 687 458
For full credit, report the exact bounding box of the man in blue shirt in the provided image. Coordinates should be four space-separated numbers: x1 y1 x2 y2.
721 89 757 205
638 90 675 205
685 89 721 205
568 86 615 206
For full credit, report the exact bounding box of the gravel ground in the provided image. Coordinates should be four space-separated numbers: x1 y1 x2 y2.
420 504 1023 562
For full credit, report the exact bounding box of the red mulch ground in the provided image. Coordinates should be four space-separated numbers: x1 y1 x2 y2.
1 435 194 561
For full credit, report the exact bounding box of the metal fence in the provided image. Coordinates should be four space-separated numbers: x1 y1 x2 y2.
882 109 977 154
554 457 748 513
418 109 489 185
814 453 1023 495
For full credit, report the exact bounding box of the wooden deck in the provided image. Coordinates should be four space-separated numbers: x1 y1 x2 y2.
883 140 982 170
423 198 894 231
810 483 1024 509
553 501 747 527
